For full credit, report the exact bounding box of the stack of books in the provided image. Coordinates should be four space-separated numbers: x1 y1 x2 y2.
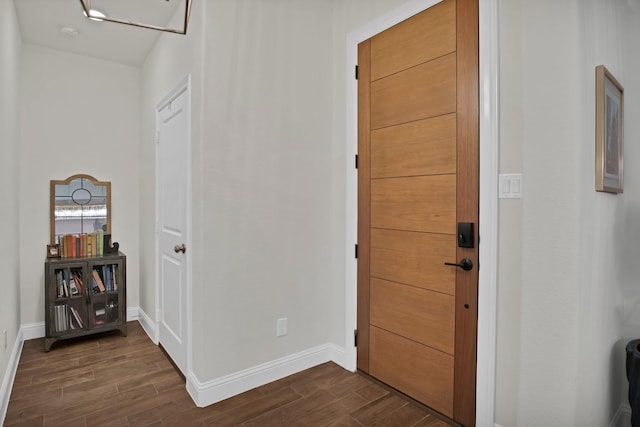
57 230 106 258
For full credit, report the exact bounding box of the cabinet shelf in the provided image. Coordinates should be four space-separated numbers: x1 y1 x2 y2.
44 252 127 351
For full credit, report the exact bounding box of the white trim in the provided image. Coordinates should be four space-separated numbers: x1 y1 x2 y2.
127 306 139 321
610 403 631 427
155 74 193 377
137 306 159 344
186 344 346 408
0 327 23 425
477 0 499 426
21 321 45 340
345 0 499 425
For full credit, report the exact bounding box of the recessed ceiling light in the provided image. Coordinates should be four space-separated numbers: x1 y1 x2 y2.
60 27 79 37
83 9 106 22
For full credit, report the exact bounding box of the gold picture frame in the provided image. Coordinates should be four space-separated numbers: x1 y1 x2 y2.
595 65 624 193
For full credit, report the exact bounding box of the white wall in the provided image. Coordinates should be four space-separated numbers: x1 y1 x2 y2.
495 0 524 423
496 0 640 425
139 0 413 386
19 45 141 324
0 0 22 402
616 0 640 419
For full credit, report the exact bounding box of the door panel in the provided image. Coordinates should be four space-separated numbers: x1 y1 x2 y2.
371 228 455 295
157 85 189 375
357 0 479 425
371 175 456 234
370 326 454 417
370 278 455 354
370 53 456 130
160 254 183 343
371 114 456 179
370 0 456 81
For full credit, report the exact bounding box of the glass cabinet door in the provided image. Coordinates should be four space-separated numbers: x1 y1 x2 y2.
51 264 87 335
88 261 122 328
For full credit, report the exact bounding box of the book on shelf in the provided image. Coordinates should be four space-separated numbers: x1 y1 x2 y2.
111 265 118 291
69 275 79 295
72 271 83 294
104 265 111 292
78 233 85 258
70 306 84 328
64 235 75 258
55 270 63 298
54 304 69 333
57 232 114 258
94 302 106 325
92 269 106 292
87 233 93 257
98 230 104 256
62 277 69 298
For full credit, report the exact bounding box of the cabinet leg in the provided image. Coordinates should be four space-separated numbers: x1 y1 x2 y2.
44 337 57 352
118 323 128 337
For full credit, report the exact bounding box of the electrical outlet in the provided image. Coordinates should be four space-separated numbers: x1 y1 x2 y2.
277 318 288 337
2 329 6 350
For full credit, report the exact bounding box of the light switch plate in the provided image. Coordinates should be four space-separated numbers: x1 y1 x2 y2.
499 173 523 199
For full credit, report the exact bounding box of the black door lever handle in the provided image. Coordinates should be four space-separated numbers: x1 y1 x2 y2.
444 258 473 271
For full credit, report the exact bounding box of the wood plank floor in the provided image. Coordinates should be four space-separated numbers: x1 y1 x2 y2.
5 322 457 426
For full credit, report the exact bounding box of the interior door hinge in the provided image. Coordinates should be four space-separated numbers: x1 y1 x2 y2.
354 329 358 347
355 65 359 80
355 154 358 169
355 244 358 259
156 131 160 144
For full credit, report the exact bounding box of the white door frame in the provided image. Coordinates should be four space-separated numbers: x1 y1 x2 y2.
344 1 499 425
155 74 193 378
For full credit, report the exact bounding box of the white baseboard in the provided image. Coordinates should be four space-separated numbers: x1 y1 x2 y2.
137 306 158 344
0 326 24 425
21 322 45 340
127 306 139 321
610 403 632 427
186 343 347 408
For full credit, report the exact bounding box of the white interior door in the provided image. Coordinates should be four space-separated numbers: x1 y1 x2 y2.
157 81 190 375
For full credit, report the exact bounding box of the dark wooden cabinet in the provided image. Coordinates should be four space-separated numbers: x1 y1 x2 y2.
44 252 127 351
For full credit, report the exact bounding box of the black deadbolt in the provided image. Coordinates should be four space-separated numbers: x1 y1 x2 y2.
457 222 474 248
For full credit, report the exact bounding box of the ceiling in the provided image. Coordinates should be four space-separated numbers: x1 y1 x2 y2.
14 0 187 67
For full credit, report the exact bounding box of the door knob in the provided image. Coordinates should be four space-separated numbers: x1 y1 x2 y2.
444 258 473 271
174 244 186 254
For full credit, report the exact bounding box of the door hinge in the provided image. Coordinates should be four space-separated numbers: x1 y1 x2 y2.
355 65 359 80
355 244 358 259
354 329 358 347
156 131 160 144
355 154 358 169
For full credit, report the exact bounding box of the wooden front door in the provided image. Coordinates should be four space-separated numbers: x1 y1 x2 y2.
356 0 479 425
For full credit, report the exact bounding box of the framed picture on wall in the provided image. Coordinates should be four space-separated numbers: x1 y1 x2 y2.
595 65 624 193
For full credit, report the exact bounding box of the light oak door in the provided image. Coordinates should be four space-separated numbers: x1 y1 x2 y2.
356 1 479 425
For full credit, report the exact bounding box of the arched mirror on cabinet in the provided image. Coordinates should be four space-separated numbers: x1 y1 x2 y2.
50 174 111 245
